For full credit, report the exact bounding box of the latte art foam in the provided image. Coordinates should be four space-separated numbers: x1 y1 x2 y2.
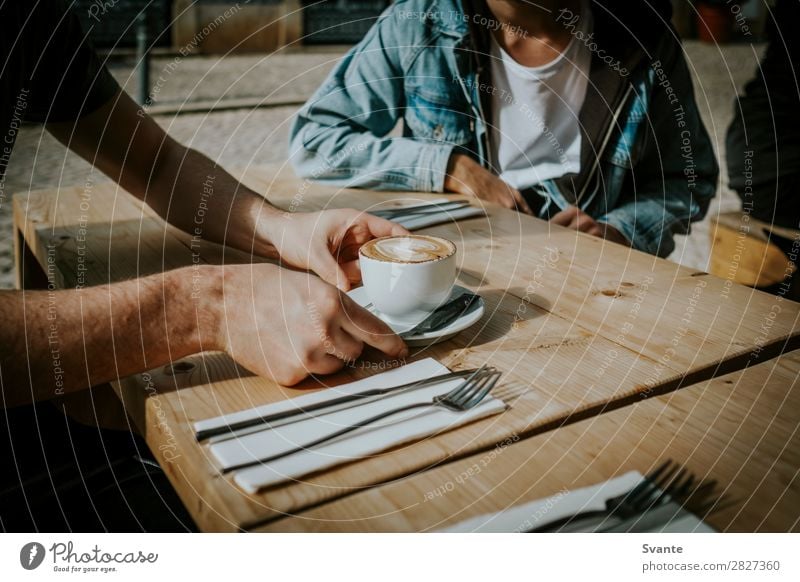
360 235 455 263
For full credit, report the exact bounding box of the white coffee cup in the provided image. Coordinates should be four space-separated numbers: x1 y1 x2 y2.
359 235 457 323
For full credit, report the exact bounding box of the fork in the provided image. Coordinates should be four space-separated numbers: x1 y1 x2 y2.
196 368 483 442
527 460 720 533
221 365 503 473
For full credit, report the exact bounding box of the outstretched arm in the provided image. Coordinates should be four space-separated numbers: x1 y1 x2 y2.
46 89 408 290
0 264 407 408
0 267 214 408
47 90 280 261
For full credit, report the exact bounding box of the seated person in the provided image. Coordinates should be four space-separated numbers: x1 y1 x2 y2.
289 0 719 257
726 0 800 232
0 0 407 531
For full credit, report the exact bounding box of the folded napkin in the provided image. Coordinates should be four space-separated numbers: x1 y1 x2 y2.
442 471 716 533
385 199 485 231
198 359 506 493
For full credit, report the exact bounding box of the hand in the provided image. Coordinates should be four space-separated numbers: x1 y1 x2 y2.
550 206 629 245
210 264 408 385
444 153 533 215
264 209 410 291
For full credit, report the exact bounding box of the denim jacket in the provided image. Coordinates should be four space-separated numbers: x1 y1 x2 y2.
290 0 718 257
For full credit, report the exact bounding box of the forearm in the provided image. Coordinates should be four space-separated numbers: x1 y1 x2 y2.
289 15 451 193
144 143 282 259
291 119 454 192
47 92 283 260
0 266 221 408
444 152 481 194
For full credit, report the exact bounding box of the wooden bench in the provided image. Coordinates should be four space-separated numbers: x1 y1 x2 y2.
710 211 799 299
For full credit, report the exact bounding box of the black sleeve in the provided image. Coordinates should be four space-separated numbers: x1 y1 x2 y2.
24 0 120 123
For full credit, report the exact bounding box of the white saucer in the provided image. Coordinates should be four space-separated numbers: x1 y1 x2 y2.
347 285 485 346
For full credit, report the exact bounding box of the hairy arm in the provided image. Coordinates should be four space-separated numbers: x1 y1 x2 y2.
46 89 408 289
0 262 407 408
46 90 282 259
0 266 219 408
0 91 407 408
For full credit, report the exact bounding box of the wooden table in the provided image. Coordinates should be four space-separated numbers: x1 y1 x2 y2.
13 164 800 532
258 350 800 532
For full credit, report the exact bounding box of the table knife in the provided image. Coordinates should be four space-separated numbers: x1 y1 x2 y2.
400 292 481 338
196 367 479 442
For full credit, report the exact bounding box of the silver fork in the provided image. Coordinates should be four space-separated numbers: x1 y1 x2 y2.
196 367 482 442
527 460 721 533
221 365 503 474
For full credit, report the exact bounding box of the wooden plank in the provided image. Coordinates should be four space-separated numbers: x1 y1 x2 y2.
257 350 800 532
13 166 800 531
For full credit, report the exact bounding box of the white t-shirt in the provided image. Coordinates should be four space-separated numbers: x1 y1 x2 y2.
489 8 592 190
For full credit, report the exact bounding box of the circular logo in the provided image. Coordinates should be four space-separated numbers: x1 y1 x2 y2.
19 542 46 570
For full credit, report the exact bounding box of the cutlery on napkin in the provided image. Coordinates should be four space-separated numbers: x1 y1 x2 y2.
194 367 480 442
370 199 485 230
441 472 717 533
198 359 507 493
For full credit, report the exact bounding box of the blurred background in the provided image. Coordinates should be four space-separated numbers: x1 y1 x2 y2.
0 0 778 287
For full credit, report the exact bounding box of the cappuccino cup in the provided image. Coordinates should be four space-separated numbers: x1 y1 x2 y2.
359 235 457 323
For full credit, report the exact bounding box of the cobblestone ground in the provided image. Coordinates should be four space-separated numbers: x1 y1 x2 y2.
0 42 762 288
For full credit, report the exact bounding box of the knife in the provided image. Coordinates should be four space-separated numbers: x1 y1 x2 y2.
598 502 691 533
530 502 679 533
400 292 481 338
195 367 480 442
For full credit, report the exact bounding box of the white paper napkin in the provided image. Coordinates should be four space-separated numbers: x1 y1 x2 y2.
198 359 506 493
442 471 716 533
383 199 485 231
